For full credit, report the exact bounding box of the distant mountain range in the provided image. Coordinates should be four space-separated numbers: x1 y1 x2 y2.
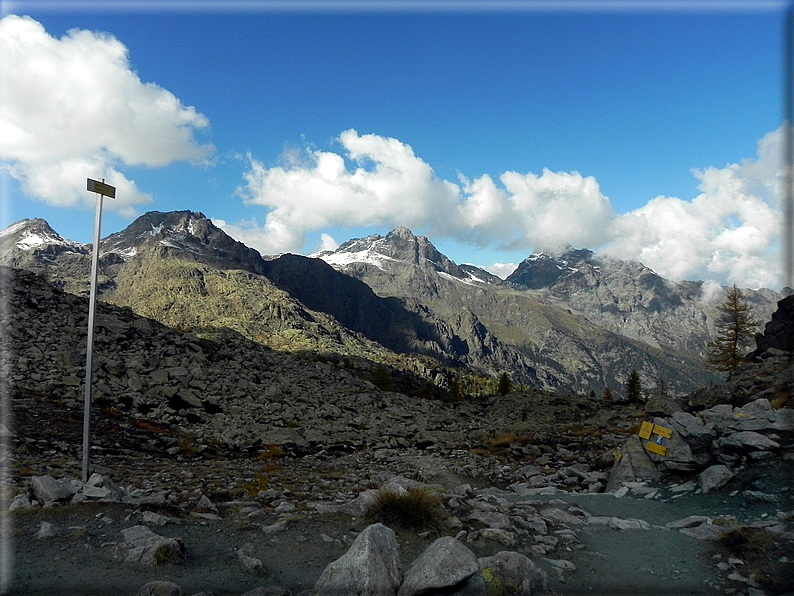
1 211 783 398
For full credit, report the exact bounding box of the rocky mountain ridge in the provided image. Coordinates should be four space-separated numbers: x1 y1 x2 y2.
314 228 779 396
1 212 781 396
506 246 783 355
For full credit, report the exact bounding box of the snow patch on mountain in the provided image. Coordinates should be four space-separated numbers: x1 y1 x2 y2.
317 247 398 271
1 219 84 252
437 271 487 287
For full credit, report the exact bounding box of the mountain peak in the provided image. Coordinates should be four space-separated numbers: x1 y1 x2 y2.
100 210 213 255
98 210 268 275
507 247 594 289
0 218 83 251
385 226 417 240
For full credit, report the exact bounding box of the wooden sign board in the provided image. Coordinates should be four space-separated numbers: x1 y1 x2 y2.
646 442 667 456
87 178 116 198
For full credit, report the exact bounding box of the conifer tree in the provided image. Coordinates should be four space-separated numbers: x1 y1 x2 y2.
626 369 643 404
706 284 760 379
497 372 511 395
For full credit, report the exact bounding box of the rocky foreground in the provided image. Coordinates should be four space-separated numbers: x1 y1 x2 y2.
2 267 794 595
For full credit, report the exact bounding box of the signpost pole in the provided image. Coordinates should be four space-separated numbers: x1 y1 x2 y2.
82 178 115 483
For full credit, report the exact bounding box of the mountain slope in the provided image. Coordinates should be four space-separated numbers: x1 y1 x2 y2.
4 214 779 397
313 229 756 396
0 214 529 391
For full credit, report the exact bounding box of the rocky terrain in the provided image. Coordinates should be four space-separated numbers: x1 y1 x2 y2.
1 266 793 595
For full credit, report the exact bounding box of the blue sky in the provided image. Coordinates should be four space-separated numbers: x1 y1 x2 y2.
0 1 790 289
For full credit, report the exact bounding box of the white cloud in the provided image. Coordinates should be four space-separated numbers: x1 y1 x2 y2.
232 126 784 290
212 217 294 256
699 279 725 304
0 16 213 215
497 168 615 250
603 126 783 289
236 130 615 253
317 233 339 253
237 130 463 247
481 262 518 280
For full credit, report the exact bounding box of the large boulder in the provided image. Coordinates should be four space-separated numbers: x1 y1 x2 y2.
113 525 185 566
397 537 479 596
30 475 74 506
698 464 734 494
605 435 659 492
716 431 780 451
314 523 402 596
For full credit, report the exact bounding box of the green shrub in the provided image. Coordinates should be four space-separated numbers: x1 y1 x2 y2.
365 486 447 532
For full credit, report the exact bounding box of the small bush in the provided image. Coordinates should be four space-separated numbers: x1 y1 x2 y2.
258 444 284 460
151 540 186 566
134 420 169 434
366 486 447 532
718 526 773 557
241 474 270 498
178 435 197 456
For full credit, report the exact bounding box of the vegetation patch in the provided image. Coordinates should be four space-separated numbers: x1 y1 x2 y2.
718 526 774 557
716 526 794 594
240 474 270 498
365 486 447 533
134 419 170 434
258 444 284 460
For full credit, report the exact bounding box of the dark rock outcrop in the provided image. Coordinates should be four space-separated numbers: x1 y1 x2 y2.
750 295 794 358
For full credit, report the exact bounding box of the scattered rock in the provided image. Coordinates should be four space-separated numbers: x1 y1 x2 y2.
35 521 57 538
314 523 402 596
135 581 184 596
113 525 185 566
398 536 478 596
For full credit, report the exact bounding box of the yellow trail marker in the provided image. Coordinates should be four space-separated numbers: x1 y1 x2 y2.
638 421 654 440
652 424 673 439
646 442 667 456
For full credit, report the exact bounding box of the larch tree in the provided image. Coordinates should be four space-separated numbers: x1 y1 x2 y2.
705 284 761 379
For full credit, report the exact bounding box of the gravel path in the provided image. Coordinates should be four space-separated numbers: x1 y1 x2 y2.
7 467 791 596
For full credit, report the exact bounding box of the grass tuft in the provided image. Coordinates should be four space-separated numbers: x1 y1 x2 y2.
718 526 774 557
365 486 447 533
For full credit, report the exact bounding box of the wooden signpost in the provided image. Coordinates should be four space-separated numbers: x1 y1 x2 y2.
82 178 115 482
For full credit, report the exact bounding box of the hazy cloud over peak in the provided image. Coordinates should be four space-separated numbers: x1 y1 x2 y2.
0 15 214 216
